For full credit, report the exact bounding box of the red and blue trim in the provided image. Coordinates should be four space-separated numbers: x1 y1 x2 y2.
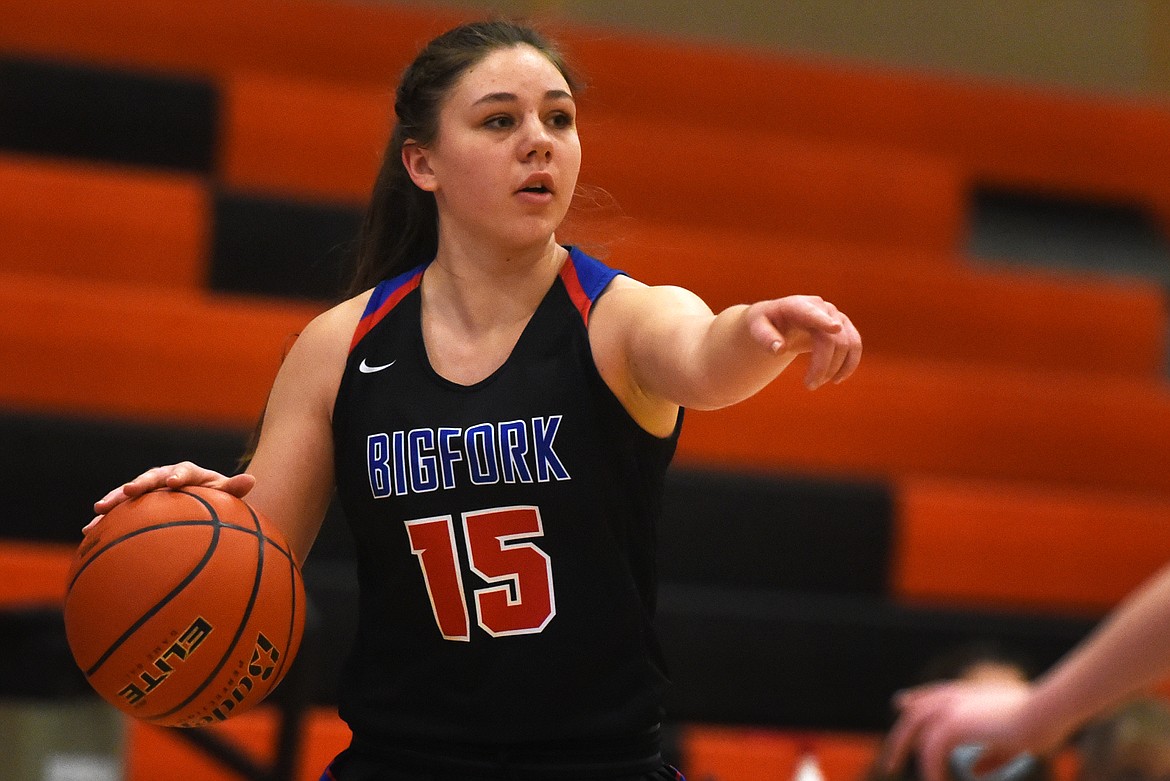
349 264 426 353
560 246 623 326
351 249 618 352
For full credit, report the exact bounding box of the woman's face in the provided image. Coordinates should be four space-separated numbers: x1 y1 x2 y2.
407 44 581 253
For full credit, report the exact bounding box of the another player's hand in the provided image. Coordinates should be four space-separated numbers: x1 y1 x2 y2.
87 462 256 533
746 295 862 389
882 680 1043 781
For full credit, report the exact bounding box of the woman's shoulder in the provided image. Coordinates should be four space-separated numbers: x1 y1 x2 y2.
283 290 373 368
304 291 372 340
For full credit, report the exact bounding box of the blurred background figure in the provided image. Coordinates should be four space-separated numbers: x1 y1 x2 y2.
1076 696 1170 781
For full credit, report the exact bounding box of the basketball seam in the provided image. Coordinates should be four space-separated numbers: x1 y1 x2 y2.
83 514 224 678
144 491 268 724
67 519 218 595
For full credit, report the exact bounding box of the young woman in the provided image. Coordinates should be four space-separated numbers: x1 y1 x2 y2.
91 20 861 780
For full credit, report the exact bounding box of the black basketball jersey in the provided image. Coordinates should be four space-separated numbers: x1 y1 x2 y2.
331 247 681 752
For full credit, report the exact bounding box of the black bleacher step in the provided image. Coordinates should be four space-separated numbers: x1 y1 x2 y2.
0 55 217 173
656 583 1096 731
660 468 892 595
0 607 92 699
968 185 1170 285
0 411 248 542
210 191 362 303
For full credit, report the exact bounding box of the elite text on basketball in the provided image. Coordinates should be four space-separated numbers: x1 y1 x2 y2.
117 616 212 707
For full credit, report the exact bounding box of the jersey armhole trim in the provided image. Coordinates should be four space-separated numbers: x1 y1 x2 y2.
349 265 426 353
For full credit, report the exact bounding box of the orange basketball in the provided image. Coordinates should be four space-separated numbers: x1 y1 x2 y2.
63 486 305 728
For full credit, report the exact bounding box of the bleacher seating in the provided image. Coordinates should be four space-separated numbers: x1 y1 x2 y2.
2 1 1168 779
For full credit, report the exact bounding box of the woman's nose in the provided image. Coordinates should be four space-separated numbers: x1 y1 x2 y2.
521 116 553 160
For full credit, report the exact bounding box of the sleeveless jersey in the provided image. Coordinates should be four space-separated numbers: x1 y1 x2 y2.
331 247 681 752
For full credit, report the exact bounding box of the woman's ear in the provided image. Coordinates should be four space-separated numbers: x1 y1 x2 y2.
402 140 438 192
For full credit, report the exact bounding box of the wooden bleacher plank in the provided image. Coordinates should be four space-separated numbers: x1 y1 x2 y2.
6 0 1166 223
600 224 1168 378
6 0 1168 217
567 30 1170 218
0 272 322 427
0 154 208 288
676 356 1170 495
0 0 462 84
579 112 965 252
893 477 1170 613
218 71 390 202
0 541 74 608
2 265 1166 493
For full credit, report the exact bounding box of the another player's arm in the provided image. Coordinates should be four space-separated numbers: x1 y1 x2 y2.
590 276 860 431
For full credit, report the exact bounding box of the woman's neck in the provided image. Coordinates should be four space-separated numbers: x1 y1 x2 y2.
418 236 567 385
425 235 566 333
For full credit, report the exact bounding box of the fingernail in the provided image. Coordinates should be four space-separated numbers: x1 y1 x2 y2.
771 340 782 353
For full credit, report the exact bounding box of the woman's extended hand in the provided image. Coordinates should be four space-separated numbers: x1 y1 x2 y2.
87 462 256 532
745 295 862 389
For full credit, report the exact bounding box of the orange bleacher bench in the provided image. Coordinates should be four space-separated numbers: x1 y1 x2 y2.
567 30 1170 220
0 540 74 608
579 113 965 252
0 272 322 427
219 71 391 203
3 265 1166 492
0 0 462 84
602 224 1168 378
9 0 1168 223
893 478 1170 614
678 356 1170 495
0 154 208 289
6 0 1169 230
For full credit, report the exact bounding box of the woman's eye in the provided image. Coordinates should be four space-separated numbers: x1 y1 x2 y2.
484 115 514 129
548 112 574 129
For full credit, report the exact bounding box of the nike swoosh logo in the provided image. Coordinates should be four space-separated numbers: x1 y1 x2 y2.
359 359 396 374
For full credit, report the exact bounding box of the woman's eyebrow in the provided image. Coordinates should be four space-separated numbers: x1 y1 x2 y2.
472 89 574 106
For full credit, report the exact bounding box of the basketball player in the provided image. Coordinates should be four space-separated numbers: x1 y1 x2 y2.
883 560 1170 781
90 20 861 780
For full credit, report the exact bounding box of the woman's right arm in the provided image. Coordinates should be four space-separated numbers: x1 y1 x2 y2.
91 297 365 566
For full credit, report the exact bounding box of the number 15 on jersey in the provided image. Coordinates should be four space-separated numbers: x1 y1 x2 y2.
404 505 556 641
